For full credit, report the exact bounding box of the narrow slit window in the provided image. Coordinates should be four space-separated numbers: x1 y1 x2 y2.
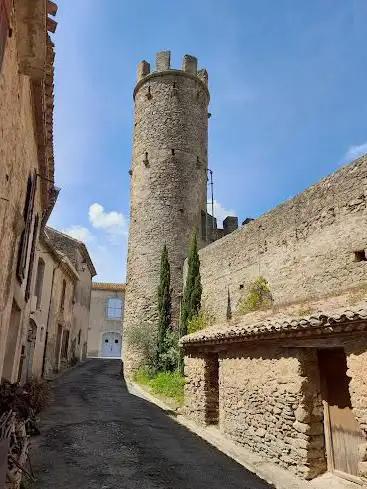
354 250 367 262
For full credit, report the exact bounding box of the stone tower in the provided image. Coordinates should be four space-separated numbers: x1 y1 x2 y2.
123 51 210 375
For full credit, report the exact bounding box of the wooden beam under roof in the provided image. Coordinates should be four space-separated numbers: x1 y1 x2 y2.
47 16 57 33
47 1 58 16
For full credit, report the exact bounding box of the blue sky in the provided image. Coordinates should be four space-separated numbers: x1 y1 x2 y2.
49 0 367 282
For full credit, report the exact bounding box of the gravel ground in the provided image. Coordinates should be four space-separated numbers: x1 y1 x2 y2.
30 359 273 489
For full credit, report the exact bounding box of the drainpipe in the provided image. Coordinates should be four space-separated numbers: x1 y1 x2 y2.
41 262 60 377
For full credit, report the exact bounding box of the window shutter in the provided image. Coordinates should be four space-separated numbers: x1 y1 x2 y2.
17 172 37 282
25 214 39 302
0 0 10 72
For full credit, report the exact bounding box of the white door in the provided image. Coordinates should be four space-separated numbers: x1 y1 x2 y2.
102 332 121 358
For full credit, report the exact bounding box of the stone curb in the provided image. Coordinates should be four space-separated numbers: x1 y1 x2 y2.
126 381 359 489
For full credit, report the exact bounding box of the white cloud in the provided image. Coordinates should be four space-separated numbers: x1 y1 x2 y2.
89 244 126 283
88 203 128 237
61 225 94 244
345 142 367 161
209 199 237 227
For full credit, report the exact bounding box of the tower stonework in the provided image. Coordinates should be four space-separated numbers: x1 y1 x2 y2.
123 51 210 375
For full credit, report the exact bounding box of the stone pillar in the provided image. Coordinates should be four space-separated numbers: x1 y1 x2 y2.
184 352 219 426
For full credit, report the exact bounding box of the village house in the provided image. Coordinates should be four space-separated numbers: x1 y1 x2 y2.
0 0 58 383
182 155 367 486
88 283 125 358
45 227 97 367
32 230 79 379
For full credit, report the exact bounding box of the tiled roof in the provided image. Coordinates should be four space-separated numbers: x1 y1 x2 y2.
92 282 126 291
45 227 97 277
181 295 367 346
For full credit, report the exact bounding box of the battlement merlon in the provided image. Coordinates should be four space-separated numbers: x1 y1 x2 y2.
137 60 150 82
136 51 209 86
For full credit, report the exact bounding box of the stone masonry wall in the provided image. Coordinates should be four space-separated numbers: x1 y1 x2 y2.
0 12 45 381
185 345 327 480
219 345 326 479
196 155 367 321
345 337 367 485
123 53 210 375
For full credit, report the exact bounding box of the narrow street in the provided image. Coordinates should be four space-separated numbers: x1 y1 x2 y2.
30 359 273 489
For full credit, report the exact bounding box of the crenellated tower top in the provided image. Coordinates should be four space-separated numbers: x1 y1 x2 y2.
135 50 209 98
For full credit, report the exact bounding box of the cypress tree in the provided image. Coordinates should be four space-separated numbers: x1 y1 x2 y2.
180 232 202 337
157 244 171 369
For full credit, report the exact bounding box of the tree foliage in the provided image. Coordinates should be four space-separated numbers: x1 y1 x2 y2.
180 232 202 337
156 245 178 371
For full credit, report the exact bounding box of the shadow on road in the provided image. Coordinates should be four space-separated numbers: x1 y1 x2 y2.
29 359 274 489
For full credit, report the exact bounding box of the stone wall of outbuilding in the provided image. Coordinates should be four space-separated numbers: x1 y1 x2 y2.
184 345 327 479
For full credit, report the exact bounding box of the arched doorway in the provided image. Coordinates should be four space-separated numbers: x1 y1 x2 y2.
101 332 121 358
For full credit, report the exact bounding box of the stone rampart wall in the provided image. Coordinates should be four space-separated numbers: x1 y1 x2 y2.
196 156 367 320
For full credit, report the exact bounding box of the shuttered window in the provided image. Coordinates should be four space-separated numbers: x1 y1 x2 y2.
17 172 37 282
25 214 39 302
0 0 10 71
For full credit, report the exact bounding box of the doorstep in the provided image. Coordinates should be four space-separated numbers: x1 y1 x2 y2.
127 381 362 489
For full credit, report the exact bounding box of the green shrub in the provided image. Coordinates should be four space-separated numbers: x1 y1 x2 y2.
133 368 185 405
237 277 273 315
187 310 216 334
124 322 157 371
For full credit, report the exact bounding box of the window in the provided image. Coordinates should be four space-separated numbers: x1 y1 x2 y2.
107 298 122 320
17 171 37 282
34 258 45 309
354 250 367 262
77 329 81 345
60 280 66 311
25 215 39 302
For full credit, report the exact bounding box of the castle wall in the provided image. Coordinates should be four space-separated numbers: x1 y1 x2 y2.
196 155 367 319
123 52 210 374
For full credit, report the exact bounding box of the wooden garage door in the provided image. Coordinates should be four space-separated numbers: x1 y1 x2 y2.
318 348 365 481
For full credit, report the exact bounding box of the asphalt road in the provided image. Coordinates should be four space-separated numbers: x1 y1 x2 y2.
30 359 273 489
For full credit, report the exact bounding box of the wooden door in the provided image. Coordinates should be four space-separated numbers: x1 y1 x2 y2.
102 332 121 358
318 348 365 481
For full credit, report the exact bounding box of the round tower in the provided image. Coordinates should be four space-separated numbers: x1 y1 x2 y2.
123 51 210 375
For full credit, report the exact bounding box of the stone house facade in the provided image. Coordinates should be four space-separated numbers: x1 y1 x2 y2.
88 283 125 358
0 0 58 383
182 155 367 486
34 232 79 379
45 227 96 366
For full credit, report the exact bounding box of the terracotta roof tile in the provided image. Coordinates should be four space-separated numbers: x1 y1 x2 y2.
92 282 126 291
181 294 367 346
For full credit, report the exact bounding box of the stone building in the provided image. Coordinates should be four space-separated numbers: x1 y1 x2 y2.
182 155 367 486
0 0 58 382
123 51 237 376
29 230 80 379
87 283 125 358
45 228 96 365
